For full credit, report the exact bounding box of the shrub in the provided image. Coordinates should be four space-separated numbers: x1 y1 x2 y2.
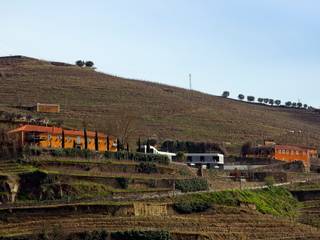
238 94 245 100
247 96 255 102
116 177 129 189
175 152 186 162
175 178 209 192
104 151 170 165
50 148 65 157
111 230 170 240
75 60 84 67
174 187 299 217
136 162 158 174
222 91 230 98
174 197 211 214
264 176 275 187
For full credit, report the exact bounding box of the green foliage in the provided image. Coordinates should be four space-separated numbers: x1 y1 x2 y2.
174 187 299 217
116 177 129 189
175 178 209 192
75 60 85 67
111 230 170 240
174 196 211 214
175 151 186 162
264 176 275 187
160 140 225 155
104 151 170 165
49 148 96 158
135 162 159 174
67 230 108 240
24 145 42 156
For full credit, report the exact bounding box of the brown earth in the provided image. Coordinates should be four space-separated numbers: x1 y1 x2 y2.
0 56 320 154
0 205 320 240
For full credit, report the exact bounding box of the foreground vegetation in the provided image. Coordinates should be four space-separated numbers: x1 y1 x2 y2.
174 187 300 217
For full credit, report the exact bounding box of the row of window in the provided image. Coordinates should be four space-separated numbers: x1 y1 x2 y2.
277 149 307 156
47 134 106 145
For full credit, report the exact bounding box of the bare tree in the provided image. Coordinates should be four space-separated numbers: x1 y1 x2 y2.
114 113 138 147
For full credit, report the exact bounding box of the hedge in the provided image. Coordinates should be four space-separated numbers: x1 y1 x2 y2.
135 162 159 174
174 197 211 214
175 178 209 192
104 151 170 165
111 230 170 240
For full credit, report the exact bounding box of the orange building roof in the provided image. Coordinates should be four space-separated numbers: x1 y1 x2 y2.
275 145 316 151
8 125 111 138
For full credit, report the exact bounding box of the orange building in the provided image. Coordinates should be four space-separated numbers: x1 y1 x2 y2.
246 144 318 169
8 125 117 152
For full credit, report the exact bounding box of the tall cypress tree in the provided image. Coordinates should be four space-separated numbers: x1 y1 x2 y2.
83 128 88 150
62 129 65 149
138 137 141 152
117 139 120 152
94 131 99 151
107 136 110 151
146 139 150 153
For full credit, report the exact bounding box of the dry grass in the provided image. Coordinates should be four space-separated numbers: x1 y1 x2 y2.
1 56 320 154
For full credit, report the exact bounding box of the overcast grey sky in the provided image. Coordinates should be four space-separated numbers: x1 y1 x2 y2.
1 0 319 106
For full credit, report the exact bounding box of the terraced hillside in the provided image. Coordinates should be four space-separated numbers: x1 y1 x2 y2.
1 56 320 152
0 205 320 240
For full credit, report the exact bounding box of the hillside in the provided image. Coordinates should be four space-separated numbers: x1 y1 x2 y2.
1 55 320 152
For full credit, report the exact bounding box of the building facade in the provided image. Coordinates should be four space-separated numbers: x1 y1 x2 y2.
246 144 318 169
8 125 117 152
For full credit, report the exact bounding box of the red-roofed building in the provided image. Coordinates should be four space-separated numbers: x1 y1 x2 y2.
8 125 117 152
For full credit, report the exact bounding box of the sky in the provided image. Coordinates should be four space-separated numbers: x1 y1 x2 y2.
1 0 319 106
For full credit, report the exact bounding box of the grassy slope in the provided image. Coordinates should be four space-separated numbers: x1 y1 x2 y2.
1 56 320 153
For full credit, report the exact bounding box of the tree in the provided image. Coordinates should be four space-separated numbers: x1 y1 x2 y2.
61 130 65 149
85 61 94 68
94 131 99 151
304 104 308 109
241 142 252 157
75 60 84 67
222 91 230 98
285 101 292 107
297 102 303 108
275 100 281 106
268 99 274 106
83 128 88 150
238 94 245 101
257 98 264 104
263 98 269 104
247 96 255 102
292 102 297 108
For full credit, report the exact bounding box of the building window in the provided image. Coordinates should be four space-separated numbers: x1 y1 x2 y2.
200 156 205 162
48 134 51 140
187 156 192 162
76 136 81 144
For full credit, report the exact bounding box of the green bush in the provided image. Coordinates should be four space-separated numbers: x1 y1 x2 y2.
111 230 170 240
174 187 300 217
175 178 209 192
264 176 275 187
104 151 170 165
48 148 96 158
174 197 211 214
136 162 159 174
116 177 129 189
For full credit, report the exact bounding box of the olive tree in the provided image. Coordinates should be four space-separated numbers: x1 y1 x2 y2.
238 94 245 101
222 91 230 98
247 96 255 102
